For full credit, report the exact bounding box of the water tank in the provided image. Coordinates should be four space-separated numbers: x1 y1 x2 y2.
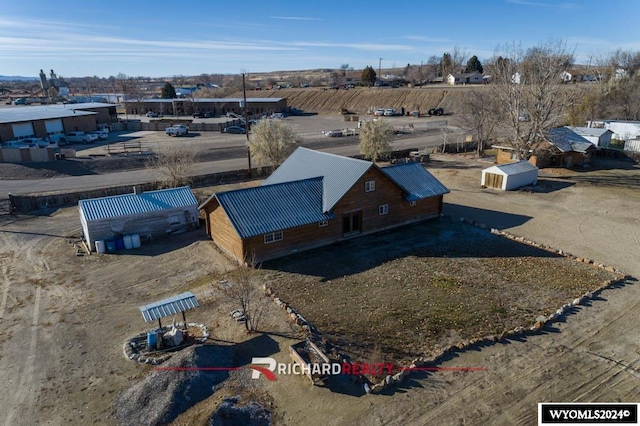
95 240 106 254
123 235 133 250
147 329 160 350
115 237 125 251
105 239 116 253
131 234 141 248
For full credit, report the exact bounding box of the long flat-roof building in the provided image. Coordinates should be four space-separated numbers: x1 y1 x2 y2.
123 97 286 116
0 102 117 143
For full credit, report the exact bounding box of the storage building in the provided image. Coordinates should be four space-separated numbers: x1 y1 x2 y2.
78 186 198 251
481 161 539 191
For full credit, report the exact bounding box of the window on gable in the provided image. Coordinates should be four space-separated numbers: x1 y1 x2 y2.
365 180 375 192
409 201 416 207
379 204 389 215
264 230 283 244
319 220 328 227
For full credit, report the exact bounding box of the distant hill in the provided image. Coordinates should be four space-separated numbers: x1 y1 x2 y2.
0 76 38 82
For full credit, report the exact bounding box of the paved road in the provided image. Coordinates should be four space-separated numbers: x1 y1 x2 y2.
0 131 455 199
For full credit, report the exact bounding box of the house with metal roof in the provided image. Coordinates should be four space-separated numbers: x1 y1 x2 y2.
481 161 539 191
78 186 199 252
565 126 613 149
542 127 596 167
200 147 449 263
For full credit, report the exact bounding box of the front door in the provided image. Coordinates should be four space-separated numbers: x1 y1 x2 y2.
342 210 362 236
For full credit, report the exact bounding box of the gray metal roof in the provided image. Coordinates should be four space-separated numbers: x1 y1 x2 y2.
79 186 197 221
139 291 199 323
0 106 95 124
486 161 539 175
546 127 594 153
124 97 283 103
566 126 611 138
215 177 333 239
263 147 372 212
380 163 450 201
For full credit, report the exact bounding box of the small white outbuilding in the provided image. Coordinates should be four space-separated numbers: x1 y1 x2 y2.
481 161 539 191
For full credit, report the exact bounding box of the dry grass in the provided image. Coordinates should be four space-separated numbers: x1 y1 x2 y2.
264 218 618 365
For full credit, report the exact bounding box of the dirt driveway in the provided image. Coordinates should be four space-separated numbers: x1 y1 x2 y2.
1 154 639 425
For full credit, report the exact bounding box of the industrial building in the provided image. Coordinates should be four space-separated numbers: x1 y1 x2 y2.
123 97 287 117
78 186 199 252
0 102 118 143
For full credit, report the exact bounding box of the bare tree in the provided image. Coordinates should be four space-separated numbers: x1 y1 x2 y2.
359 119 392 162
248 119 298 171
451 45 469 73
147 145 195 188
490 40 574 159
217 260 267 333
460 89 501 156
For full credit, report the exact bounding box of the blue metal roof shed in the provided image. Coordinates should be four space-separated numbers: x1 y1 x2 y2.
380 163 450 201
139 291 199 329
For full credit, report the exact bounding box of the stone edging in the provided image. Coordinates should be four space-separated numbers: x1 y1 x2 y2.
123 322 209 365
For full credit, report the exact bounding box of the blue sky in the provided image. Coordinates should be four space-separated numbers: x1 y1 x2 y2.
1 0 638 78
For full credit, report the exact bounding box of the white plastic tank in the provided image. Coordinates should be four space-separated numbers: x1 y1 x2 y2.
95 240 106 254
123 235 133 250
131 234 141 248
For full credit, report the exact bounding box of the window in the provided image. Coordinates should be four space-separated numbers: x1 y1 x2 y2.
319 220 328 227
409 201 416 207
379 204 389 215
264 230 283 244
365 180 375 192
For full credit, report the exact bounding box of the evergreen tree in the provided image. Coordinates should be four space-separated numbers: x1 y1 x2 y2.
361 66 377 86
161 82 177 99
465 55 484 73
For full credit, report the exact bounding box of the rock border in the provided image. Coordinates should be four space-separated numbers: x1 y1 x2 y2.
123 322 209 365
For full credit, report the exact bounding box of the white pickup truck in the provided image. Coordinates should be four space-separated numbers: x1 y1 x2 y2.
165 124 189 136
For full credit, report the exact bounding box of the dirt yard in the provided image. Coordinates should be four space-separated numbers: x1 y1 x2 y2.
1 154 639 426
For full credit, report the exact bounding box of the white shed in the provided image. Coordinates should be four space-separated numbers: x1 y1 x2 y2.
78 186 199 251
481 161 539 191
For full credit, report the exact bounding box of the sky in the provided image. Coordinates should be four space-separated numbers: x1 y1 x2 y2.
1 0 639 79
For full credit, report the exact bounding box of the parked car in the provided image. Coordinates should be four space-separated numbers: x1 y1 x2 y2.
322 130 343 137
384 108 396 116
146 112 161 118
90 130 109 140
374 108 385 116
2 140 32 148
223 126 246 134
192 111 211 118
66 131 97 143
165 124 189 136
428 108 444 116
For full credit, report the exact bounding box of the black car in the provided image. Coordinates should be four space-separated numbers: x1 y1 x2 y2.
193 112 212 118
223 126 246 134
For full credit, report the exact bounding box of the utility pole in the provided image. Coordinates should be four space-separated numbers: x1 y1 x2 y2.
242 73 252 178
378 57 383 88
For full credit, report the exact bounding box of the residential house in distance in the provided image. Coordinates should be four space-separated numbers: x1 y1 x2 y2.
446 73 484 85
493 127 596 168
566 126 613 149
200 147 449 264
587 120 640 142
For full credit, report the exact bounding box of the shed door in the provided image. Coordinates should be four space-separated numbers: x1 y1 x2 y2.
45 119 64 134
12 122 35 138
485 173 503 189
